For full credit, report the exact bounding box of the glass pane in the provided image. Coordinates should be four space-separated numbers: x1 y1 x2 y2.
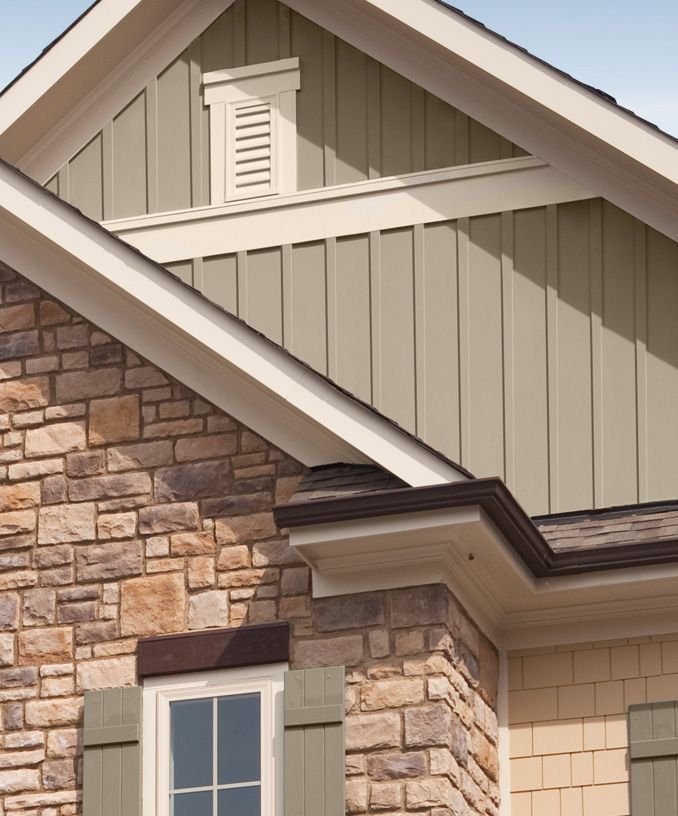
170 698 213 790
218 785 261 816
172 790 212 816
217 693 261 785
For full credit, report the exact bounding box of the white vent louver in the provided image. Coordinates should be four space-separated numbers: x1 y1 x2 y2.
231 101 274 197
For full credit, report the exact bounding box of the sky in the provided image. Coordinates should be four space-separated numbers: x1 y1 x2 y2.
0 0 676 137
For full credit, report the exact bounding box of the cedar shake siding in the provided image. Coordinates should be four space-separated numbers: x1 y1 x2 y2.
0 262 499 815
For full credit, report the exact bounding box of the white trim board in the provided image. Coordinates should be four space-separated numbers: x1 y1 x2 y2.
106 157 593 262
0 161 464 488
288 506 678 651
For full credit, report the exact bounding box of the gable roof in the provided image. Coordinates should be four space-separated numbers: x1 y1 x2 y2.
0 156 467 488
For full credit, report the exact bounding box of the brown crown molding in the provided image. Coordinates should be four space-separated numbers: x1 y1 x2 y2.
137 622 289 678
274 478 678 578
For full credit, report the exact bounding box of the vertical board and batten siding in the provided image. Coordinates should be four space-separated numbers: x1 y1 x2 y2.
284 666 345 816
166 200 678 518
46 0 524 221
629 701 678 814
82 686 142 816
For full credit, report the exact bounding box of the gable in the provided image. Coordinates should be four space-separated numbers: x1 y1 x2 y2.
42 0 527 222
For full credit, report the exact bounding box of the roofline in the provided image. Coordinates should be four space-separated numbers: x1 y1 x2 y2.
274 478 678 578
0 156 468 487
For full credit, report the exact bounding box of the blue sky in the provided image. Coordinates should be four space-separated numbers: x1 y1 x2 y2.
0 0 676 136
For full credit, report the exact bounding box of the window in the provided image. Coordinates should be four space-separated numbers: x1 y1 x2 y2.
203 58 301 204
143 664 285 816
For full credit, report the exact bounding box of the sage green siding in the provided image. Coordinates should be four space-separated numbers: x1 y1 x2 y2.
284 666 345 816
630 701 678 814
46 0 525 221
170 200 678 517
82 686 142 816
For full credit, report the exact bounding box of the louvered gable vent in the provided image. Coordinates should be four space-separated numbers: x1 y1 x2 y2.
231 100 274 197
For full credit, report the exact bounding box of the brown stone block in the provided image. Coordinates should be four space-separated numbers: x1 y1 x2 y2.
65 450 105 477
154 460 231 502
89 395 140 445
217 568 278 588
56 368 121 402
0 593 20 630
0 509 36 536
89 344 123 366
175 434 237 462
0 377 49 412
42 758 77 790
138 502 200 534
120 573 186 636
38 503 96 544
216 545 251 570
221 513 277 545
96 511 137 540
0 330 39 361
170 531 215 556
42 475 68 504
294 635 364 668
188 556 216 589
74 620 118 645
35 544 72 569
24 422 86 458
315 594 385 632
39 565 74 587
0 303 35 332
366 751 427 780
75 540 143 582
68 472 151 502
404 703 458 751
58 602 97 624
390 585 448 628
203 492 271 518
39 300 70 326
0 482 40 512
124 366 169 389
19 627 73 664
107 440 173 472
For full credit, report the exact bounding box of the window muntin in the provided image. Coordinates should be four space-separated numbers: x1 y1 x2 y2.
143 664 284 816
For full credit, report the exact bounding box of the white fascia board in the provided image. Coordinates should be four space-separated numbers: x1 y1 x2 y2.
290 507 678 649
286 0 678 244
0 164 463 487
106 157 593 262
0 0 142 135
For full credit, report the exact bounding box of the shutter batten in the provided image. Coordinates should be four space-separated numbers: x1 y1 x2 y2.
284 666 345 816
83 686 142 816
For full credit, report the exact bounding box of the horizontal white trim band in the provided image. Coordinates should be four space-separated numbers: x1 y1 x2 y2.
106 157 594 262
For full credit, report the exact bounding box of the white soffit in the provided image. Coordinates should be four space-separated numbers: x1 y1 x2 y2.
0 162 464 488
290 509 678 650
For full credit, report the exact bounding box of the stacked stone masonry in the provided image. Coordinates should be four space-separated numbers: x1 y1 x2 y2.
0 261 499 815
508 633 678 816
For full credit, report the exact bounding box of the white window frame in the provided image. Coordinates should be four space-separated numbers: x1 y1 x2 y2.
203 57 300 205
142 663 286 816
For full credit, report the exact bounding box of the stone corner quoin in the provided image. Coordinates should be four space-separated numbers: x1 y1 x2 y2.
0 262 499 815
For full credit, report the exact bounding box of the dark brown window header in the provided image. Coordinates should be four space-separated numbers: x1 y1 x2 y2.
137 622 289 678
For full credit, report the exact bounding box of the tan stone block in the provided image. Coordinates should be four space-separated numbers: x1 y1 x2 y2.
187 590 229 630
41 676 75 697
107 440 174 471
510 757 542 792
38 503 96 544
583 717 606 751
508 688 558 724
0 482 40 512
143 418 203 439
346 712 401 750
75 540 142 581
558 683 595 719
46 729 79 758
56 368 121 402
278 596 310 619
0 378 49 412
295 635 364 668
524 651 573 689
582 781 629 815
225 513 277 544
533 718 583 755
369 781 401 810
361 678 425 711
175 434 237 462
137 502 200 534
510 723 533 758
0 569 37 590
345 778 368 814
24 422 86 458
188 556 216 589
542 753 571 789
120 573 186 636
0 768 40 793
595 681 624 716
25 697 82 727
19 628 72 664
89 395 140 445
76 657 136 691
0 633 15 666
22 588 56 626
171 532 215 556
217 545 251 569
0 303 35 331
0 509 35 536
574 647 610 684
97 512 137 540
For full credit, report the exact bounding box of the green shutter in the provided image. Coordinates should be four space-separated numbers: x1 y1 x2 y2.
83 686 142 816
629 701 678 814
284 666 345 816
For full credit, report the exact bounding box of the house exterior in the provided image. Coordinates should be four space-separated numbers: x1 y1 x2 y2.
1 1 678 815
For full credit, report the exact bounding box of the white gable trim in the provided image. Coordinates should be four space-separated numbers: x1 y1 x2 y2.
0 162 464 487
285 0 678 244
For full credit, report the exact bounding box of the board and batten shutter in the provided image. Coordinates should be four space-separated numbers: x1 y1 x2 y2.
284 665 345 816
83 686 142 816
629 701 678 813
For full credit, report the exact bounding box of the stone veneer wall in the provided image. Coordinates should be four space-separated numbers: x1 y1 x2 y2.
508 633 678 816
0 262 499 815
